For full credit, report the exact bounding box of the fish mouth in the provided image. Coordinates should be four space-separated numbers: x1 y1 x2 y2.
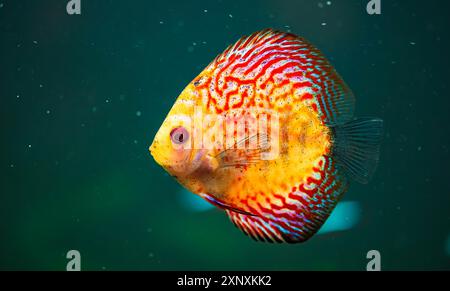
149 141 161 165
149 140 188 173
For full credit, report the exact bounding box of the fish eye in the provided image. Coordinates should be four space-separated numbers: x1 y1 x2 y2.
170 126 189 145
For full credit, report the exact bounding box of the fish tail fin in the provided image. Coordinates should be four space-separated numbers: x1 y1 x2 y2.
332 117 384 184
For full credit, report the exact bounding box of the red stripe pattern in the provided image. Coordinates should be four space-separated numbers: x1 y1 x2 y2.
226 155 348 243
194 28 354 125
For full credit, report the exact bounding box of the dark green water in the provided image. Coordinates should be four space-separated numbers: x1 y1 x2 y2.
1 0 449 270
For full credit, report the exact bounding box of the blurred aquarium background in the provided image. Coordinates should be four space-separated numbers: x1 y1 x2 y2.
1 0 449 270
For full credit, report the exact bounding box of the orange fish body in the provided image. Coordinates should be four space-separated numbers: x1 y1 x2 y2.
150 29 383 243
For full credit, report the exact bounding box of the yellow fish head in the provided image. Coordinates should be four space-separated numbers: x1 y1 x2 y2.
149 85 208 178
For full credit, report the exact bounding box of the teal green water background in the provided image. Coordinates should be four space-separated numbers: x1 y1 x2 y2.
1 0 449 270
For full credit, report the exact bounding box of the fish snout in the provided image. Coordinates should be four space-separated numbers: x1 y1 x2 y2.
149 141 163 166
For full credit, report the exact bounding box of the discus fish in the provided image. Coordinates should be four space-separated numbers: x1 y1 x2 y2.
150 29 383 243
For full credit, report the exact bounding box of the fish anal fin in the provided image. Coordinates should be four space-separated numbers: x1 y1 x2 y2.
200 193 256 216
224 156 349 243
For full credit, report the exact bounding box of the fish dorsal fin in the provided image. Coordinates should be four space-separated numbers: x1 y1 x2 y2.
225 156 348 243
285 32 355 126
212 28 355 125
212 28 284 64
313 68 355 126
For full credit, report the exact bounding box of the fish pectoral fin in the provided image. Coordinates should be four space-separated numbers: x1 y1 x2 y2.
200 193 257 216
216 133 269 168
332 117 384 184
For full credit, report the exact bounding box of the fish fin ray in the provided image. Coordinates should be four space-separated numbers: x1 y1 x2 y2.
332 117 384 184
300 45 355 125
216 133 269 167
313 70 355 126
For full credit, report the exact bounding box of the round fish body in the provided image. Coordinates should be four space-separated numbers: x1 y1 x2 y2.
150 29 383 243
